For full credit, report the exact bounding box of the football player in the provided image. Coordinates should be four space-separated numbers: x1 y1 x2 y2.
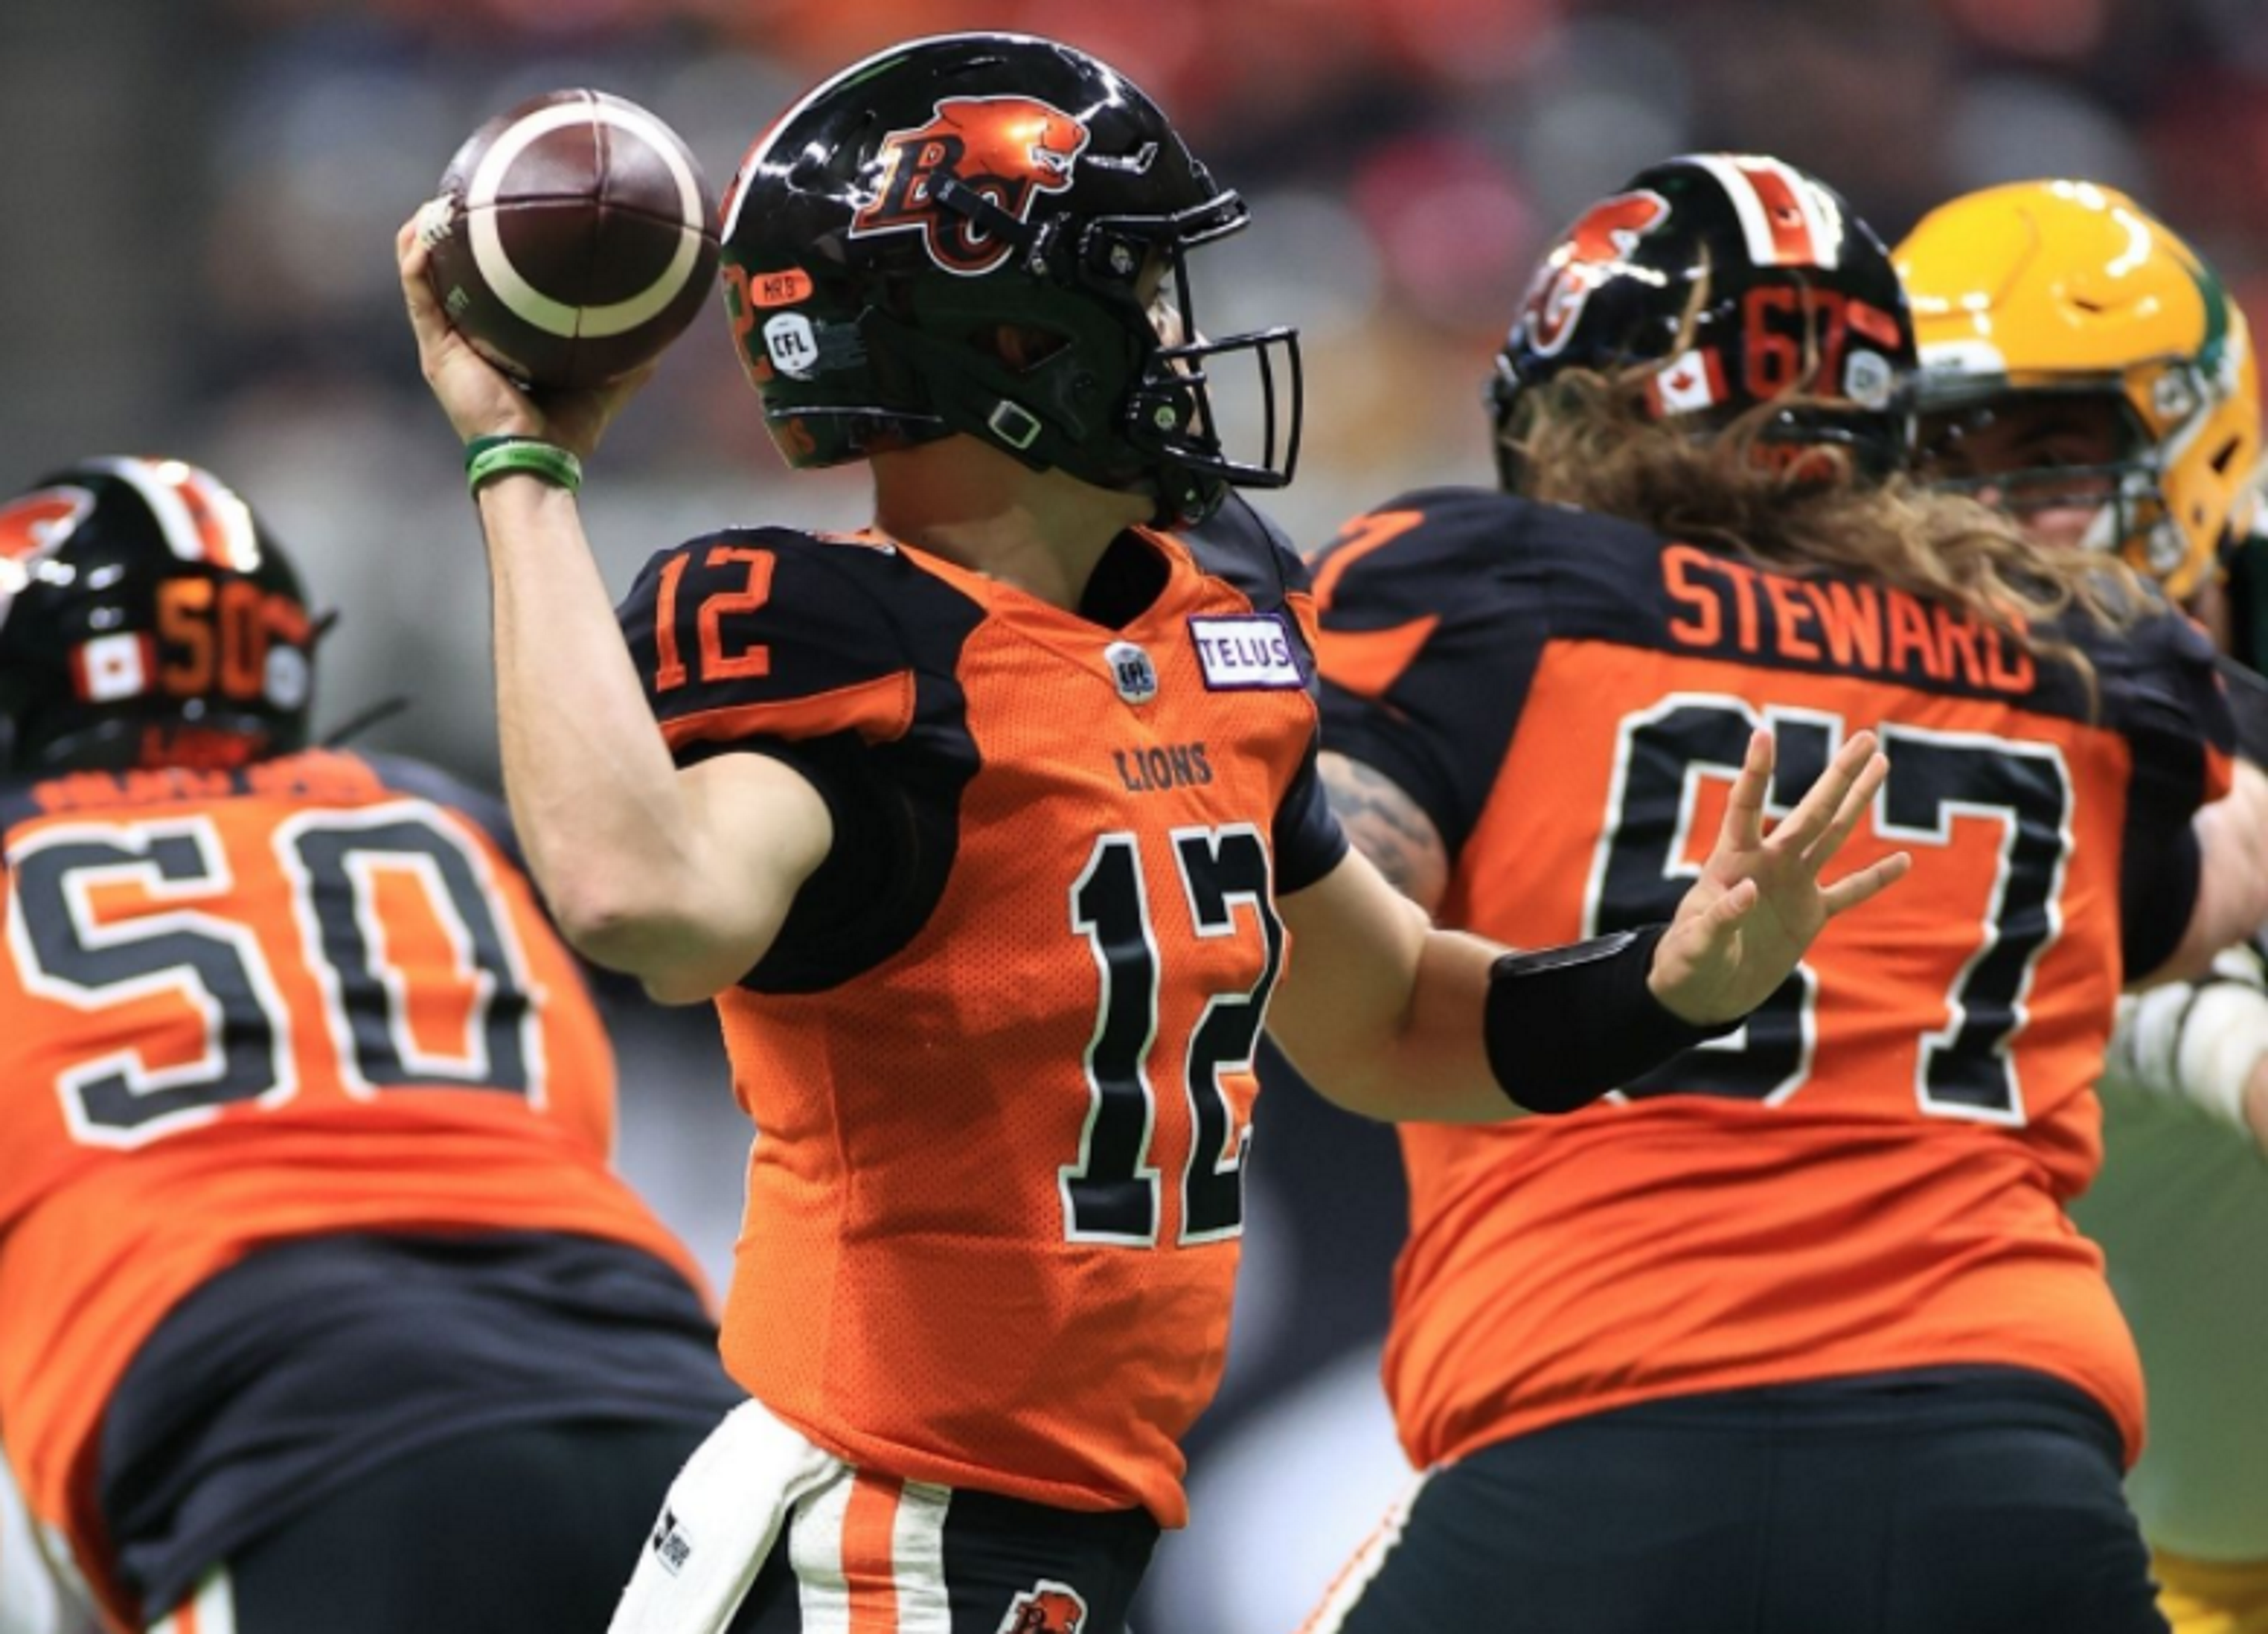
1297 154 2268 1632
1901 181 2268 1634
394 37 1906 1633
0 457 743 1633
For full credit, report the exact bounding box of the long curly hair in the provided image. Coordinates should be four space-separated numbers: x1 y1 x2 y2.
1503 364 2152 697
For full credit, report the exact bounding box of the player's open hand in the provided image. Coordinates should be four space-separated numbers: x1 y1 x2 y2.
1649 728 1910 1027
395 210 655 462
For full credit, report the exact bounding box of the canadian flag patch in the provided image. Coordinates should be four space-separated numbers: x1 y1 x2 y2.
1647 348 1728 416
73 633 154 702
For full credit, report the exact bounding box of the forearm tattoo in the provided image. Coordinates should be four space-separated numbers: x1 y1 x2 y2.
1319 751 1450 913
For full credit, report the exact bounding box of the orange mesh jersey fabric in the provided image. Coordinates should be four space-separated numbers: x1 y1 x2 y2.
0 749 698 1595
1311 486 2232 1473
615 497 1345 1527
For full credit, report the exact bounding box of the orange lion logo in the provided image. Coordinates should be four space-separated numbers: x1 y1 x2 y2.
1518 189 1671 357
0 486 93 608
851 95 1092 275
994 1580 1089 1634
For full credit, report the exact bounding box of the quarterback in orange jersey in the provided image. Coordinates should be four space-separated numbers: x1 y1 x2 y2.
0 458 742 1634
1299 155 2268 1634
396 37 1907 1634
1901 181 2268 1634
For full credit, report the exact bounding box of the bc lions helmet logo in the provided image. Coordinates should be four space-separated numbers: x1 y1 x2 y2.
0 485 93 621
995 1580 1089 1634
851 95 1092 276
1517 189 1672 358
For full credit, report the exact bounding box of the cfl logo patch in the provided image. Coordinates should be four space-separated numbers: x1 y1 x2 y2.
650 1506 694 1576
1105 640 1158 706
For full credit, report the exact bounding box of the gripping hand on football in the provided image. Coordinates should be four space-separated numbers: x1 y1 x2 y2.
395 210 654 461
1647 728 1909 1026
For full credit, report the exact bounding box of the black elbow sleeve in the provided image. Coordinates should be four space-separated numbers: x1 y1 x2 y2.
1482 924 1736 1113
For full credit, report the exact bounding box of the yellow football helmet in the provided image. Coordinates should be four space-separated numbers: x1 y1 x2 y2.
1895 179 2259 600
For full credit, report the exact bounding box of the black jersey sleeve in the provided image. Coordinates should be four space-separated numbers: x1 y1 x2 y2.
1308 488 1554 861
616 529 978 994
1275 736 1351 894
1182 490 1310 615
617 528 920 756
1184 493 1354 892
2105 607 2238 979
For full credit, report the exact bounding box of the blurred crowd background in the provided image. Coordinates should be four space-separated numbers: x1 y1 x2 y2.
7 0 2268 1625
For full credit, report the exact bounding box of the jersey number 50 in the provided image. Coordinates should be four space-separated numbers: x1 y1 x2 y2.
9 803 540 1148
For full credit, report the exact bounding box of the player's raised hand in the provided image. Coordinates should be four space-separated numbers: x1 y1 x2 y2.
395 213 655 462
1648 728 1910 1026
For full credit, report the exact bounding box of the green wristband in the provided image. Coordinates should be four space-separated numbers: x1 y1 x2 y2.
462 433 528 472
466 438 583 497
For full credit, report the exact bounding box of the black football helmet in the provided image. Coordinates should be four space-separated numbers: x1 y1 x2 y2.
717 31 1300 525
0 457 316 774
1489 153 1916 489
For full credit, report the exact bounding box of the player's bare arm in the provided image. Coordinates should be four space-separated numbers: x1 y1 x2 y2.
1271 729 1908 1123
1318 751 1451 914
398 218 830 1003
2154 758 2268 986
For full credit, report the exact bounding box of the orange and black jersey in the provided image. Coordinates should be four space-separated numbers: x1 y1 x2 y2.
1310 486 2232 1473
615 494 1346 1527
0 748 711 1621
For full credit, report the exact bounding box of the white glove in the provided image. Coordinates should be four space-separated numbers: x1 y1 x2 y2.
2108 946 2268 1136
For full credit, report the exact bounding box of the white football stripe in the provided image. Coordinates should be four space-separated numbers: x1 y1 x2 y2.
1686 153 1844 270
468 95 709 340
788 1473 853 1632
82 456 260 569
892 1481 954 1633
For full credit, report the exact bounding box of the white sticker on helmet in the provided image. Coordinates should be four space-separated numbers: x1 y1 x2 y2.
266 645 311 711
1844 350 1893 410
74 633 151 702
765 313 820 378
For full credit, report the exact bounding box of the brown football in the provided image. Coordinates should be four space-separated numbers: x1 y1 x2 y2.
420 89 721 390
